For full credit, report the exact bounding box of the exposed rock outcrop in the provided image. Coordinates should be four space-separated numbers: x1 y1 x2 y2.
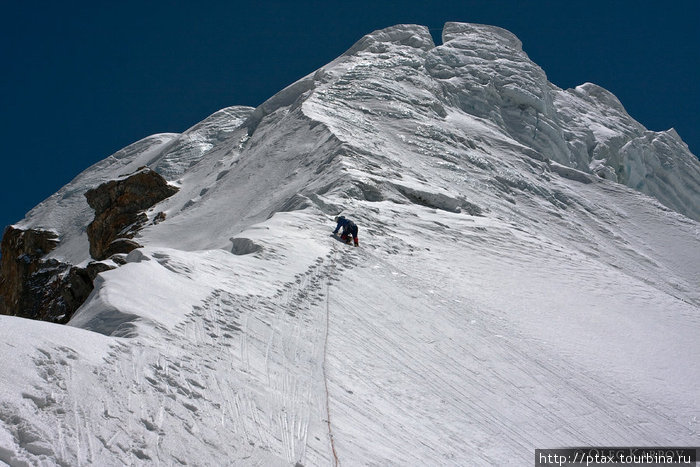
230 237 263 255
0 226 112 322
0 168 179 323
0 227 59 316
85 168 179 260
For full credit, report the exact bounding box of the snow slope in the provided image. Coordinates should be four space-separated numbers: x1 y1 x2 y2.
1 22 698 465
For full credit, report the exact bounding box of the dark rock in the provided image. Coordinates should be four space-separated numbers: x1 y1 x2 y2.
85 168 178 260
230 238 263 255
153 211 167 224
0 226 113 323
109 254 128 266
85 261 114 281
0 227 59 317
105 238 144 258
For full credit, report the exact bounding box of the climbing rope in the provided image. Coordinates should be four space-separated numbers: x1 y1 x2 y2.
323 245 340 466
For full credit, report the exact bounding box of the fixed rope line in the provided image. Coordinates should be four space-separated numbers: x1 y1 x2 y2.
323 245 340 466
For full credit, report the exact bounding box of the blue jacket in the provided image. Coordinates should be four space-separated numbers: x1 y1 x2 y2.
333 217 353 234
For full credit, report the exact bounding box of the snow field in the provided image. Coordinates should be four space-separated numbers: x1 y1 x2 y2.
1 191 698 465
322 198 698 464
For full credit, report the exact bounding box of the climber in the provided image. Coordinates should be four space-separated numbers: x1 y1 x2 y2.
333 215 359 247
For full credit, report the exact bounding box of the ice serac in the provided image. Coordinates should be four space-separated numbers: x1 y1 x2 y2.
554 84 700 220
422 22 700 220
426 22 563 158
342 23 435 56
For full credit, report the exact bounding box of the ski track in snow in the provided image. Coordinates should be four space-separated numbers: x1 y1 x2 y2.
0 243 342 466
137 251 335 465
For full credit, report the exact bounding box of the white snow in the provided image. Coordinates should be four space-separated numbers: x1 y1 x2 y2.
1 22 698 466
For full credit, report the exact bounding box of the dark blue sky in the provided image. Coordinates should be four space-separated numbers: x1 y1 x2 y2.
2 1 698 232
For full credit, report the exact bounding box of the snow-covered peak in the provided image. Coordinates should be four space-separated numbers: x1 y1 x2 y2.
573 82 633 114
1 22 698 466
12 21 700 267
17 22 699 263
153 105 254 179
342 23 435 57
442 21 523 51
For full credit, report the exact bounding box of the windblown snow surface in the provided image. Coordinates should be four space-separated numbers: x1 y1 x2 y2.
1 23 699 466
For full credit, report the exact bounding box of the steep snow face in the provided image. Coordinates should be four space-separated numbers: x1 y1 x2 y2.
429 23 700 220
305 21 699 224
153 106 255 180
15 106 254 264
14 133 179 263
1 22 699 466
14 21 699 263
1 199 698 465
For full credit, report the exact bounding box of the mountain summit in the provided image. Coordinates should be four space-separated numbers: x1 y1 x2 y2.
0 23 698 465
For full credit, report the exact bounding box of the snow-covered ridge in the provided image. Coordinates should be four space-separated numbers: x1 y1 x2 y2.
14 106 253 263
0 22 698 465
15 22 700 264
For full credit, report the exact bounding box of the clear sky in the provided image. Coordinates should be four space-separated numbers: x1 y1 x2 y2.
2 1 698 232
